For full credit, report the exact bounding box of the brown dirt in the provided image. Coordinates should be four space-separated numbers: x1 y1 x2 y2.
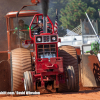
0 88 100 100
0 84 100 100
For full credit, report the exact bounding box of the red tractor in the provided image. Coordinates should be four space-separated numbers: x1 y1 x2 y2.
22 13 79 92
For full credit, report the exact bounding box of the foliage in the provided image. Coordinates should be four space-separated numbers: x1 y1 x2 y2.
60 0 100 34
60 0 87 29
48 0 100 36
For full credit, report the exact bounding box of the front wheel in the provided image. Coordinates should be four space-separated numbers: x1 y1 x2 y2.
66 66 75 91
24 71 34 92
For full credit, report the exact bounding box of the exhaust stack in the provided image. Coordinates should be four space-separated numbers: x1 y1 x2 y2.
41 0 49 33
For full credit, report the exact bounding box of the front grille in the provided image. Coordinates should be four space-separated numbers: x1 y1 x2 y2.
35 35 57 43
37 44 56 58
43 36 50 42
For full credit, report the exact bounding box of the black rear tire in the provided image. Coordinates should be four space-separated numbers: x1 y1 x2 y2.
58 45 79 92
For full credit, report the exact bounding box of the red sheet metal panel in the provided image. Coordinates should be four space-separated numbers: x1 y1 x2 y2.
81 55 100 87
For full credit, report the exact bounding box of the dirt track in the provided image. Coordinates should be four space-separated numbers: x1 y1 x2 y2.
1 89 100 100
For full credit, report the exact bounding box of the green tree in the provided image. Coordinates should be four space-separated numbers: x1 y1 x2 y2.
60 0 100 34
48 0 100 35
60 0 87 30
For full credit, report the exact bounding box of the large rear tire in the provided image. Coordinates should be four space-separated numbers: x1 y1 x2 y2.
11 48 32 92
58 45 79 92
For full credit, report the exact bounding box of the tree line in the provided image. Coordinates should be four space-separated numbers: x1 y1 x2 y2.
48 0 100 36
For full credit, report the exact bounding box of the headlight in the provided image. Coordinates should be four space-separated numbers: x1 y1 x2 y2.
37 38 41 41
51 36 57 42
36 36 42 42
52 37 56 41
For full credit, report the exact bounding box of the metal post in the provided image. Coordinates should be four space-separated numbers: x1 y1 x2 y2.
43 17 47 33
85 12 99 41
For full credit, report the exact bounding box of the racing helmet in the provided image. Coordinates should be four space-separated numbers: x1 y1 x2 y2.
38 19 43 24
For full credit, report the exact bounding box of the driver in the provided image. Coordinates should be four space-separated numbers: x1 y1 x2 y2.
37 19 43 34
18 19 29 30
14 19 29 39
34 19 51 35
